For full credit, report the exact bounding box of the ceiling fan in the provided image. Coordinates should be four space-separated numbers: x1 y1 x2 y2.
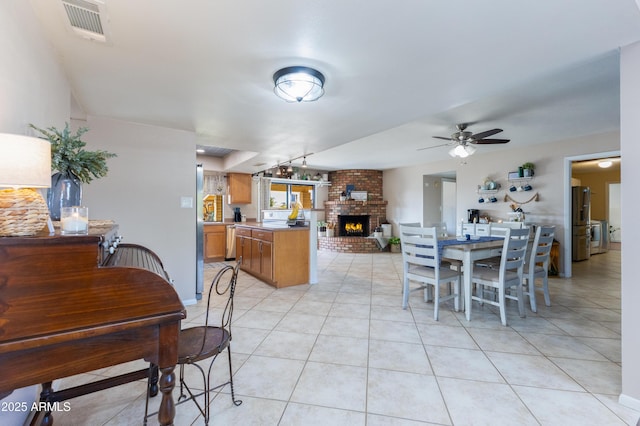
419 123 510 157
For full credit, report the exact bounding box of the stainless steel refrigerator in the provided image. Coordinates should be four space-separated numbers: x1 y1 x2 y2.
572 186 591 261
196 164 204 300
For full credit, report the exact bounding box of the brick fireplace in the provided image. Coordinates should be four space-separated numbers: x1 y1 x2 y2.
319 169 388 253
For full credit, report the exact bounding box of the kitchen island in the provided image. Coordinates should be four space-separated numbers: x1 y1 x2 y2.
235 223 310 288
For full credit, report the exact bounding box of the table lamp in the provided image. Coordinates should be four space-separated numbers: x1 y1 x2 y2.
0 133 51 236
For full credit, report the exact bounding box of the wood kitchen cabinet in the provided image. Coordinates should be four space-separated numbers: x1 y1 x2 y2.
250 228 273 282
204 223 226 262
235 226 252 270
227 173 252 204
235 225 308 288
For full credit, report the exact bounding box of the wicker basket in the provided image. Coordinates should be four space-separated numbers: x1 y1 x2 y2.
0 188 50 236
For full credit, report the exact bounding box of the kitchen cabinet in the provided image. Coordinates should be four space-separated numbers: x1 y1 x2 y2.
235 225 309 288
250 229 273 281
227 173 252 204
235 226 252 270
204 223 226 262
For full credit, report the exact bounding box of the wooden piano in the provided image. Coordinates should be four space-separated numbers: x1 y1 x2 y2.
0 222 185 425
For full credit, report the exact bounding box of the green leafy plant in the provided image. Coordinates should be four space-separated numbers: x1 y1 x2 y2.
388 237 401 245
30 123 117 184
521 162 535 170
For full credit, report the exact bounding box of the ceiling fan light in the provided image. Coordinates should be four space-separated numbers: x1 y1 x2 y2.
465 144 477 155
273 66 325 102
450 144 470 158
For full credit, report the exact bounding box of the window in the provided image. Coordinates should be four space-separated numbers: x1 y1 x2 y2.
269 183 315 209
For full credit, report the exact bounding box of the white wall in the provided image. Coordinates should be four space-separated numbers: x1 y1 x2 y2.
620 40 640 410
0 1 69 132
0 2 72 423
384 131 619 275
80 116 197 303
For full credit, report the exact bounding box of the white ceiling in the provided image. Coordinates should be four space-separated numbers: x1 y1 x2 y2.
28 0 640 173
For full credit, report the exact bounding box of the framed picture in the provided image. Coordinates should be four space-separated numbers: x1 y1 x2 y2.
346 184 355 196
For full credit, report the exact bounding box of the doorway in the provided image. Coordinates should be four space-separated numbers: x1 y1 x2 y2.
422 173 456 235
564 151 620 277
608 183 621 245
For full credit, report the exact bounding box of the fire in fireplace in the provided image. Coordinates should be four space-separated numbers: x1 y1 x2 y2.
338 215 370 237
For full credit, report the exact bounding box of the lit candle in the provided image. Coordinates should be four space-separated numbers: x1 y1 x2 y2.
60 206 89 235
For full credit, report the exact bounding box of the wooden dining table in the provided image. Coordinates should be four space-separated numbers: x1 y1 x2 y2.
439 237 505 320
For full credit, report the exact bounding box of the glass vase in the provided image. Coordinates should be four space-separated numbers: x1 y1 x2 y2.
48 172 82 221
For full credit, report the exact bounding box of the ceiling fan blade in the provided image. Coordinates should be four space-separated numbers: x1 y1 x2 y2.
470 128 503 140
417 142 450 151
472 138 510 144
432 136 453 141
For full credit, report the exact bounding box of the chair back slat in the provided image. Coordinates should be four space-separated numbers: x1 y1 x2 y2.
399 226 440 269
499 228 529 281
530 226 555 266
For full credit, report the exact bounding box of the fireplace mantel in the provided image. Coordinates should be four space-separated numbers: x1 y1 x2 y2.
325 200 388 206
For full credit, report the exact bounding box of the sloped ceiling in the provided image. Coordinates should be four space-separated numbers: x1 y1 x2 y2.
28 0 640 172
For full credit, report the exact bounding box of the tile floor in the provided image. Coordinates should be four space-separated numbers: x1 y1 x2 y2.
46 248 640 425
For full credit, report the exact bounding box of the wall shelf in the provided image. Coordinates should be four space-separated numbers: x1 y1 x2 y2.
508 176 533 184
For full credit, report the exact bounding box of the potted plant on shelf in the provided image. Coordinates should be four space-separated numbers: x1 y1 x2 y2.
388 236 401 253
30 123 117 220
521 162 535 177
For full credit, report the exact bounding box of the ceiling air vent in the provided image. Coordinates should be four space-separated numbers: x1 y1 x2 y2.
61 0 109 42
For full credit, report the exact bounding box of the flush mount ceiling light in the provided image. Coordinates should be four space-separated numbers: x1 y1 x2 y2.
273 66 325 102
448 143 476 158
598 160 613 168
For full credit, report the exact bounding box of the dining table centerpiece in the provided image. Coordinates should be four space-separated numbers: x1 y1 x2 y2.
30 123 117 220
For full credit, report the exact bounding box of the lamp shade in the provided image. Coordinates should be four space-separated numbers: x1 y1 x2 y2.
0 133 51 188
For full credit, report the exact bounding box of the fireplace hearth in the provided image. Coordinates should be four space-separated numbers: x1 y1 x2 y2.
338 215 370 237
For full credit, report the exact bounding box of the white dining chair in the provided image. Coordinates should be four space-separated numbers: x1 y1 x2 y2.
399 225 460 320
470 227 529 326
523 225 555 312
476 224 529 268
425 221 462 287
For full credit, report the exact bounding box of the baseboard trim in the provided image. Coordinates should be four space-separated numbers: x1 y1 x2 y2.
619 393 640 412
181 298 197 306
